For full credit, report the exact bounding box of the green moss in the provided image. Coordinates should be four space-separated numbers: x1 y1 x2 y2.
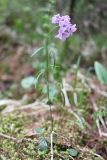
0 105 106 159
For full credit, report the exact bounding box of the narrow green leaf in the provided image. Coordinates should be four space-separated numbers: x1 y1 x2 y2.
31 47 44 57
94 61 107 85
49 44 57 69
34 70 44 88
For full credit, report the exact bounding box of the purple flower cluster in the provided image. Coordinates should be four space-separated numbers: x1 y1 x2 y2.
52 14 77 41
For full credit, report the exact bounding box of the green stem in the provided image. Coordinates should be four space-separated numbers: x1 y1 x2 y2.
45 39 53 131
46 41 50 100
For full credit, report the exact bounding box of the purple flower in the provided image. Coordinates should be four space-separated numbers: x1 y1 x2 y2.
60 15 70 23
52 14 77 41
59 20 70 28
52 14 61 24
55 27 69 41
69 24 77 33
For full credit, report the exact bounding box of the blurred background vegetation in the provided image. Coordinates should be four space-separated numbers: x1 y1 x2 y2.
0 0 107 99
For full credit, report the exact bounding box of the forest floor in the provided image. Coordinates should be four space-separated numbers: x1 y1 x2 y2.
0 29 107 160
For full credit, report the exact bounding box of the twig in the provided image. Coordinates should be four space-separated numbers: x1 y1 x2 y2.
19 101 49 110
1 96 28 114
0 99 21 106
69 155 75 160
50 131 54 160
0 132 38 144
55 153 65 159
0 132 17 141
1 99 55 116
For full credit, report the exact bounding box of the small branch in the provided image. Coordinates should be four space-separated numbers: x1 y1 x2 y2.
1 100 55 116
0 132 38 144
0 132 17 141
55 153 65 159
50 131 54 160
69 155 75 160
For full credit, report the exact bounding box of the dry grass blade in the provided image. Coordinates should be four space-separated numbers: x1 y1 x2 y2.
91 98 107 137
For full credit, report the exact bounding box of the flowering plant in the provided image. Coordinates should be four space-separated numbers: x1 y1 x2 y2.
32 13 77 160
52 14 77 41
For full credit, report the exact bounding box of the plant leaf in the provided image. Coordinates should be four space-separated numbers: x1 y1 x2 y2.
38 138 48 151
49 44 57 69
34 70 44 88
31 47 44 57
34 128 45 135
21 76 35 89
67 148 78 157
94 61 107 85
42 84 57 101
